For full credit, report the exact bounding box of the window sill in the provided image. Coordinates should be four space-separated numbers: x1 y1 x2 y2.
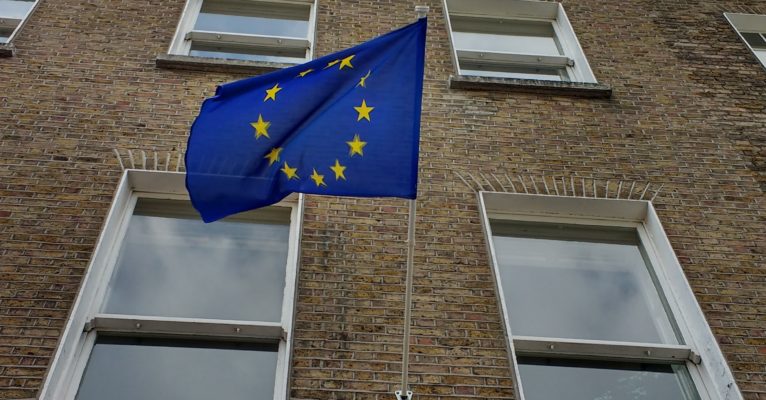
0 43 15 57
449 75 612 99
155 54 295 75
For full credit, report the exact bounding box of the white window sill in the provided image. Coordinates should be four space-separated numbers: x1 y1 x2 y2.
449 74 612 99
155 53 296 75
0 43 15 57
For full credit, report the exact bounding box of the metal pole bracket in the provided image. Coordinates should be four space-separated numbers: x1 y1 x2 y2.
395 390 413 400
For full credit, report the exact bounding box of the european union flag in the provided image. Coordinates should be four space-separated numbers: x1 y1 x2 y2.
186 19 427 222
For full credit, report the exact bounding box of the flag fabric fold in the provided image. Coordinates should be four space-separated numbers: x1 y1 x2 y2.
185 19 427 222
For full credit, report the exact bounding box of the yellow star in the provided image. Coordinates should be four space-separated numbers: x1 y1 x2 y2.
310 169 327 187
264 83 282 102
357 70 371 87
281 161 299 180
330 159 346 180
250 114 270 139
346 134 367 157
354 99 374 122
297 69 313 77
324 59 340 69
264 147 282 166
339 54 355 70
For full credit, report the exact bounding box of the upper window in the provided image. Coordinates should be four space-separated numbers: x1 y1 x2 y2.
725 13 766 69
169 0 316 64
40 170 302 400
480 193 743 400
0 0 36 43
444 0 597 82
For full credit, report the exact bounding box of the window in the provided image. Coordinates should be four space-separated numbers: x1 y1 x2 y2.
168 0 316 64
444 0 597 82
479 193 743 400
0 0 36 43
725 13 766 68
40 170 302 400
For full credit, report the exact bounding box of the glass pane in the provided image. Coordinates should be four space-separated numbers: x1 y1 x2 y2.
491 221 679 344
0 0 34 19
0 28 12 42
453 31 560 55
102 198 290 322
518 358 700 400
742 32 766 48
195 0 310 38
190 43 307 64
755 49 766 65
76 337 278 400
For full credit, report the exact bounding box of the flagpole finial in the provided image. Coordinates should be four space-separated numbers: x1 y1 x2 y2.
415 5 429 19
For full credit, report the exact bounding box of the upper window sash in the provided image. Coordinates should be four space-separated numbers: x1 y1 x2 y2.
168 0 316 63
443 0 597 83
725 13 766 69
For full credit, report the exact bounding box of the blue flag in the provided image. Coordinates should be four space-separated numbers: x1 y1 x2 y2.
185 19 427 222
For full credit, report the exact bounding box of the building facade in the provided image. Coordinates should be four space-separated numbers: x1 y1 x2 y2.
0 0 765 399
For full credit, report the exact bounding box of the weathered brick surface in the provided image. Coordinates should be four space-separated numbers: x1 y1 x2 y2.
0 0 765 399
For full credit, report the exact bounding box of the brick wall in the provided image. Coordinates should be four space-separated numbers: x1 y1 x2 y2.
0 0 764 399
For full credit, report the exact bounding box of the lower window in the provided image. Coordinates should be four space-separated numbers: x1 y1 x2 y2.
40 171 302 400
480 192 743 400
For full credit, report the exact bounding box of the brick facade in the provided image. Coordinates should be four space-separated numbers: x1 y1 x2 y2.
0 0 764 399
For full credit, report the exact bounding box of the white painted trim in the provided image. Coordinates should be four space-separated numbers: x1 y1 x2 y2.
40 170 302 400
477 192 526 400
88 314 284 341
478 191 743 400
554 3 597 83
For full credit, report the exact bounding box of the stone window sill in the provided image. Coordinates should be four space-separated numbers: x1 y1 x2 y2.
155 54 295 75
449 75 612 98
0 43 15 57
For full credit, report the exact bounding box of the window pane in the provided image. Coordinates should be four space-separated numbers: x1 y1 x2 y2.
76 337 278 400
491 222 678 344
755 49 766 65
742 32 766 49
102 198 290 322
451 18 560 56
518 358 700 400
195 0 310 38
453 31 560 55
0 0 34 19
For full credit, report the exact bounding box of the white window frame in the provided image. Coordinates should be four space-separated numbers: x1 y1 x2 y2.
478 192 743 400
39 169 304 400
725 13 766 70
443 0 597 83
168 0 317 63
0 0 39 44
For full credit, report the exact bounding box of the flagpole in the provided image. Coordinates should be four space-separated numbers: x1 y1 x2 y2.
396 9 428 400
397 199 417 400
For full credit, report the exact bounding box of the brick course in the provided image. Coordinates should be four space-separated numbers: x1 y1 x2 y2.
0 0 765 399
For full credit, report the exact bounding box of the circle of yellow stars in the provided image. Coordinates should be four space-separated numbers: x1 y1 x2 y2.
249 54 376 188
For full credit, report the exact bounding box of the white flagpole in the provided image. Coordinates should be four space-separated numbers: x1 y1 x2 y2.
396 8 428 400
397 199 417 400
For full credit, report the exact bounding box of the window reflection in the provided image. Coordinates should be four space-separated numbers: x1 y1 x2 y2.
491 222 678 344
102 199 290 322
518 357 700 400
76 337 279 400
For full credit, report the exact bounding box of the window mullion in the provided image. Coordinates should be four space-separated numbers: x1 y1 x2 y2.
513 335 699 364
